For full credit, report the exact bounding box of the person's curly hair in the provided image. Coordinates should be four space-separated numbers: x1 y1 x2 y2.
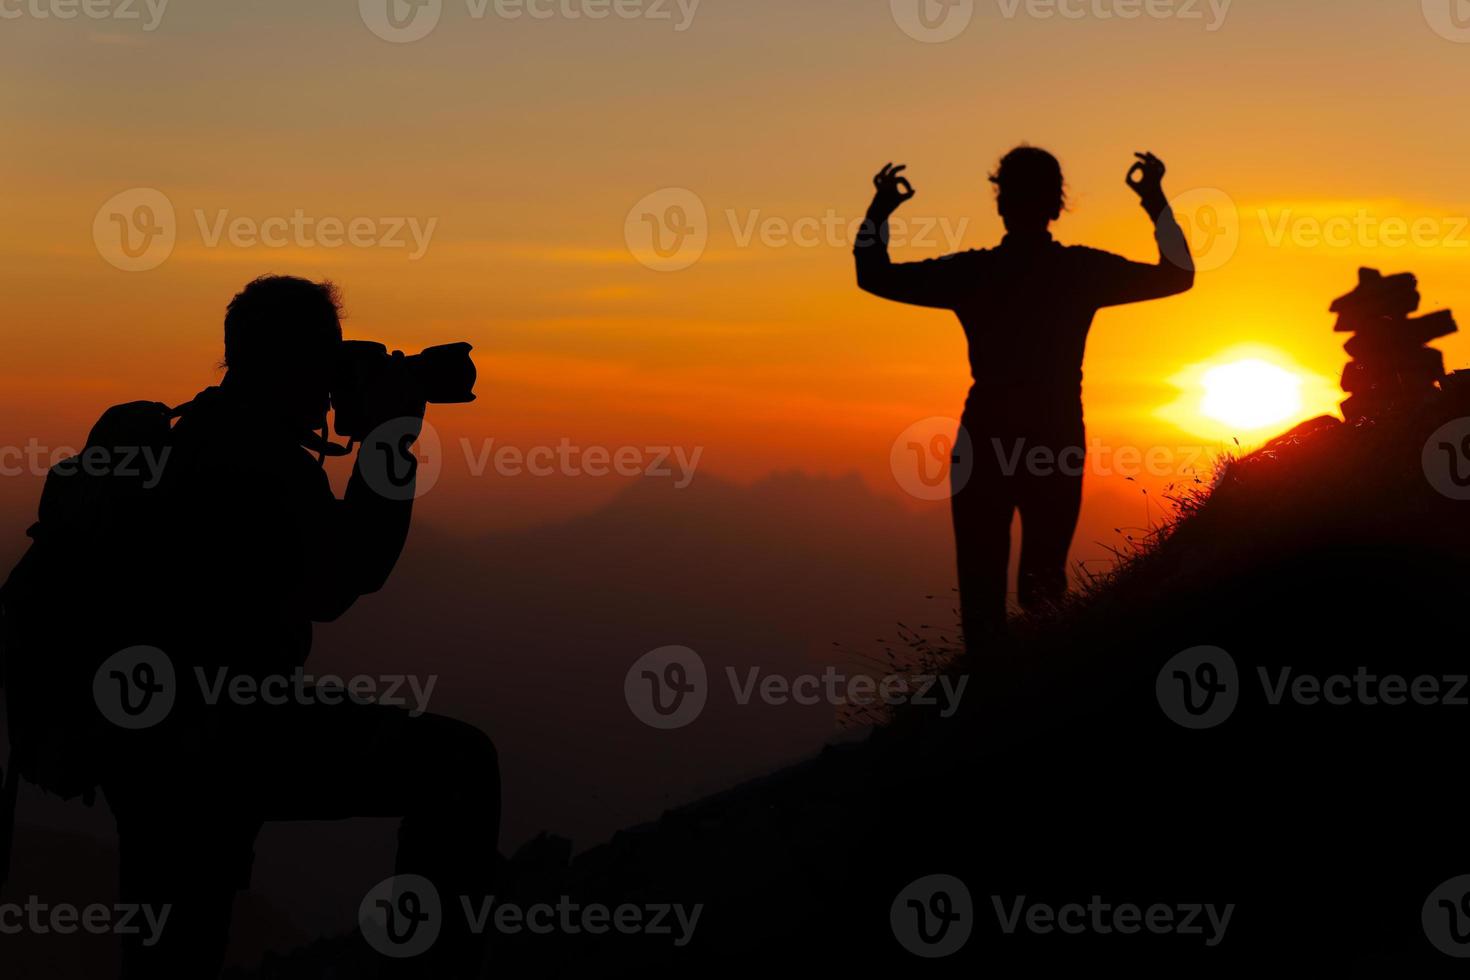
989 145 1068 220
223 275 343 376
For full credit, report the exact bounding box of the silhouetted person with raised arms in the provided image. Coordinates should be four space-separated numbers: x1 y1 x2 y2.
87 277 497 977
856 147 1194 642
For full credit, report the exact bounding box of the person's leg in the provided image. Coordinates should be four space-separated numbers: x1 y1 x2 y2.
950 431 1017 645
107 770 261 979
107 700 500 980
1016 439 1085 611
235 700 501 979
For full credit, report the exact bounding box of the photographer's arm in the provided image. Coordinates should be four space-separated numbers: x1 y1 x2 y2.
306 402 426 623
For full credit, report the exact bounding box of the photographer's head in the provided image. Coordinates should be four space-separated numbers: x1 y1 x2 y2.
990 146 1066 236
223 275 343 428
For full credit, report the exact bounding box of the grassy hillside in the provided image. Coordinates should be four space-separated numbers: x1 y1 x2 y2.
240 378 1470 975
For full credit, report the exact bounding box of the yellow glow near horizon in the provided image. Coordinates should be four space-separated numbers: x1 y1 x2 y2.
1200 359 1303 430
1157 346 1342 445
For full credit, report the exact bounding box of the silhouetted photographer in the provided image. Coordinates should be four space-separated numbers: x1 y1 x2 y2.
1 275 496 978
856 148 1195 641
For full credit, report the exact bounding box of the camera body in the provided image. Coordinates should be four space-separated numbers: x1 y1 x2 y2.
331 341 477 442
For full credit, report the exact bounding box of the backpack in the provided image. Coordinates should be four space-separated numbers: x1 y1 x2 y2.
0 400 181 882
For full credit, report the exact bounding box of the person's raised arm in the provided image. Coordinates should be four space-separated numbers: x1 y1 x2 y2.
854 163 967 309
1091 151 1195 308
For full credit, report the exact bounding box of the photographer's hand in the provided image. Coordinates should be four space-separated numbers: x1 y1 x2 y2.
360 351 428 441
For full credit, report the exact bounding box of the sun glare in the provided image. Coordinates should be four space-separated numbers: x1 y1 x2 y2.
1156 346 1341 444
1199 359 1303 430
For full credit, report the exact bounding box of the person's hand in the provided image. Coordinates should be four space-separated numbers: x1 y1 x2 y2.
1126 151 1169 213
361 352 428 436
869 162 916 218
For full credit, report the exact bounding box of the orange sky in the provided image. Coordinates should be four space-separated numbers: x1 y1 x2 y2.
4 0 1470 553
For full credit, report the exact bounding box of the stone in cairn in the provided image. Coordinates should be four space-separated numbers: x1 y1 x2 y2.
1331 267 1456 420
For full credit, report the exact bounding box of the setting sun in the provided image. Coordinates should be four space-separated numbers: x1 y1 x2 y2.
1156 346 1341 444
1200 359 1304 430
